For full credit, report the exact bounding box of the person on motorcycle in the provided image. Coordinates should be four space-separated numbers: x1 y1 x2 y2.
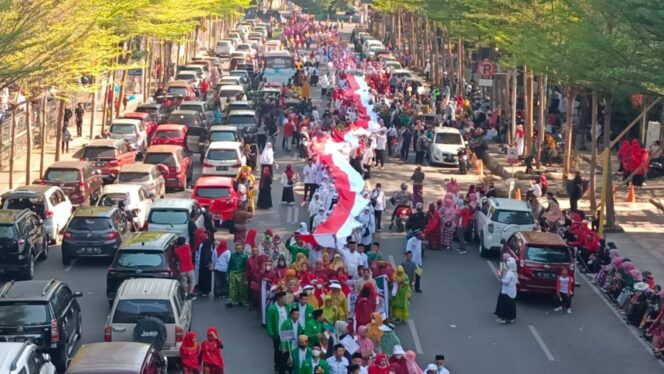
390 183 413 229
406 202 427 237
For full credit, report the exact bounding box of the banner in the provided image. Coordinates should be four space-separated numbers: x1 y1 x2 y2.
375 275 390 320
261 280 275 325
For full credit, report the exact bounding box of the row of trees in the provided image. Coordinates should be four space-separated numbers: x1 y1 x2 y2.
369 0 664 229
0 0 249 188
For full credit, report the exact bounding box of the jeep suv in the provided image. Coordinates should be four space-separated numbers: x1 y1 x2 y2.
104 278 192 359
106 232 180 305
0 342 56 374
0 209 49 280
0 279 83 372
475 197 535 257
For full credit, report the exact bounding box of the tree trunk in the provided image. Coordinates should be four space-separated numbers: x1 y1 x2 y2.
108 71 116 124
25 101 31 186
116 69 127 118
8 105 17 189
603 97 615 228
457 37 463 95
39 96 47 177
589 93 598 213
510 70 517 145
536 75 547 168
55 99 65 161
89 91 96 139
101 76 110 135
563 88 577 180
524 68 534 155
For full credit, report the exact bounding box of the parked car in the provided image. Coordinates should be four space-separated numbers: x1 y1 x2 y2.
108 118 148 155
38 161 104 206
202 141 246 177
106 232 179 304
66 342 167 374
1 185 72 244
166 81 196 101
215 39 235 57
192 176 238 226
475 197 535 257
61 206 133 265
0 342 57 374
216 84 246 106
104 279 193 359
73 139 137 184
166 111 207 154
135 103 169 125
180 64 207 80
95 184 153 229
143 145 193 191
0 279 83 372
178 101 214 128
429 127 466 166
0 209 48 279
501 231 574 296
117 163 168 200
219 76 246 92
146 198 204 243
121 111 158 140
226 110 257 143
151 124 188 148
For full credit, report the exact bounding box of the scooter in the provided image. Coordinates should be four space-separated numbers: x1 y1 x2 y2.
393 206 412 232
457 147 468 174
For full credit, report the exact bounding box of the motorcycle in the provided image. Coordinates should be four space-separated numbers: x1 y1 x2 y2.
393 205 412 232
457 147 468 174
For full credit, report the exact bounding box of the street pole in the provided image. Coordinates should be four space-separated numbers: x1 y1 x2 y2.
536 75 546 168
589 93 598 213
510 69 517 145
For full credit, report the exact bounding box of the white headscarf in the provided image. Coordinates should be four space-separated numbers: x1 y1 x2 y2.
506 258 517 273
260 142 274 165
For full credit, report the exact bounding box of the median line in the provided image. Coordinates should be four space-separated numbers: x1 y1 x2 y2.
407 319 424 354
528 325 556 362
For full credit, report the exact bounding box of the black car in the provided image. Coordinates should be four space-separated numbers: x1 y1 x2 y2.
0 279 83 372
0 209 48 280
106 232 179 305
136 103 169 124
61 206 132 266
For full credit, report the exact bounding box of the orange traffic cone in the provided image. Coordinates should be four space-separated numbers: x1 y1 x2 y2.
514 188 522 200
476 159 484 177
626 183 636 203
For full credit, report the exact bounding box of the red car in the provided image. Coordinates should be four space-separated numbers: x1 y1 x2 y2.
121 112 158 139
151 124 188 147
192 176 238 224
501 231 574 296
143 145 193 191
73 139 136 183
167 80 197 101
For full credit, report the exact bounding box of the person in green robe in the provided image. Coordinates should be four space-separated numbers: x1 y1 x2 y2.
391 265 412 322
266 292 290 373
305 309 325 347
286 235 309 259
280 307 305 353
290 335 313 374
296 292 315 327
378 323 401 355
227 243 248 307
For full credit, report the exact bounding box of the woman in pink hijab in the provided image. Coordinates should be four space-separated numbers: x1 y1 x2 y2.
446 178 459 195
439 193 457 250
355 325 374 362
405 350 423 374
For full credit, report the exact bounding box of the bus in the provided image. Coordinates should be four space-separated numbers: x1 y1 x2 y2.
262 50 295 86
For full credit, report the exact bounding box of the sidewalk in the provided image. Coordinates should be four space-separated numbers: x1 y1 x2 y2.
0 95 143 191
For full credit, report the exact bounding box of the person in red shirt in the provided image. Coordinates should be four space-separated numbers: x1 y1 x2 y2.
456 200 474 253
199 79 210 100
175 236 196 299
283 120 294 151
179 331 200 374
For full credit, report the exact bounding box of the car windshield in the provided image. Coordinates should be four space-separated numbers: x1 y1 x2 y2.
209 131 237 142
136 107 156 114
265 56 293 69
168 114 194 124
525 246 571 264
434 133 463 145
115 251 165 268
112 299 175 324
84 147 116 159
176 74 196 81
179 105 202 112
236 45 249 50
148 209 188 225
492 210 534 225
0 224 15 238
98 193 129 207
4 198 45 218
68 217 113 231
44 169 80 182
195 187 231 198
207 149 237 161
0 303 49 325
219 90 243 98
155 130 182 139
118 172 150 183
144 153 175 166
167 87 187 95
228 115 255 125
110 124 135 134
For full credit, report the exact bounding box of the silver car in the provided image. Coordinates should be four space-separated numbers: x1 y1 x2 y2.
117 163 167 200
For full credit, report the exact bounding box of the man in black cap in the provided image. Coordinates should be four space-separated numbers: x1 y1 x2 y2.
434 354 450 374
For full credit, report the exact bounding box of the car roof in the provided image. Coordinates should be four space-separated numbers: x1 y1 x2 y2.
86 139 126 148
151 198 196 209
120 232 177 250
46 160 90 169
73 206 116 217
209 125 239 132
392 69 412 74
146 144 184 153
9 185 54 195
120 163 155 172
228 110 255 116
110 118 142 126
136 103 161 109
230 69 249 74
121 112 149 119
156 124 187 131
490 197 531 211
0 279 61 301
179 101 207 106
434 127 462 134
518 231 568 247
67 342 152 374
117 278 179 299
220 76 241 82
102 184 145 194
168 80 192 87
0 209 29 224
208 141 242 149
170 110 198 116
228 100 251 106
218 84 244 92
195 176 235 188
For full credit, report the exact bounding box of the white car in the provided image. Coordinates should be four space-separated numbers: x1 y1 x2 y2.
108 118 148 154
146 198 204 243
1 185 72 243
0 342 57 374
202 141 246 177
215 40 235 57
475 197 535 257
429 127 466 166
235 43 256 58
95 184 153 229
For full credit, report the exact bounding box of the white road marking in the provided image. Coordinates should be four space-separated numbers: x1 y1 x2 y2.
581 274 664 368
293 205 299 224
528 325 556 362
287 206 293 223
486 260 500 280
64 260 76 272
388 254 396 268
407 319 424 354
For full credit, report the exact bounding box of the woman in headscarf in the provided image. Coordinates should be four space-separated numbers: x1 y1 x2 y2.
355 325 375 362
515 124 525 156
197 237 214 297
355 283 378 327
292 252 308 273
405 350 424 374
368 353 391 374
313 259 330 282
259 142 276 178
329 284 349 321
192 228 208 284
256 165 273 209
308 193 323 230
439 193 457 250
212 241 230 299
244 228 257 253
367 312 385 345
391 266 412 322
358 207 376 248
326 320 350 359
495 257 518 324
330 253 346 273
445 178 458 195
180 331 200 374
280 164 297 205
201 327 224 374
274 255 289 280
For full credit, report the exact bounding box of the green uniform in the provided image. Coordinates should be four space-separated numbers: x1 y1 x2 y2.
367 251 386 265
266 302 290 338
305 319 324 346
290 347 313 374
228 252 248 304
286 238 309 259
380 330 402 355
302 357 329 374
297 302 314 327
279 318 304 351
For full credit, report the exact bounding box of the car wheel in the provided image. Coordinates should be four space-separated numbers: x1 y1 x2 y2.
40 236 49 260
478 234 489 258
22 252 35 280
62 254 72 266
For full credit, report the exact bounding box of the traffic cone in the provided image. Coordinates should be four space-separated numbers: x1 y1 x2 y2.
476 159 484 177
514 188 522 200
626 183 636 203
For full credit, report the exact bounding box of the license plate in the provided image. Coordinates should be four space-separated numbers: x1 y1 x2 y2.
11 337 27 342
96 161 104 167
535 271 555 279
216 166 229 171
78 247 101 254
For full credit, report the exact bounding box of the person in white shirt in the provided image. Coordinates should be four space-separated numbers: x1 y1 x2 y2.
337 240 363 278
370 183 386 232
302 158 318 203
327 344 349 374
211 241 231 298
433 354 451 374
527 179 542 199
373 129 387 168
406 232 423 293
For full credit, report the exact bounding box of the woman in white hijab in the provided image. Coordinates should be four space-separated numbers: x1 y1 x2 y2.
495 257 518 324
358 207 375 247
259 142 276 178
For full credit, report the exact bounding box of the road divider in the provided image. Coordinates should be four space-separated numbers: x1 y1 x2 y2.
528 325 556 362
